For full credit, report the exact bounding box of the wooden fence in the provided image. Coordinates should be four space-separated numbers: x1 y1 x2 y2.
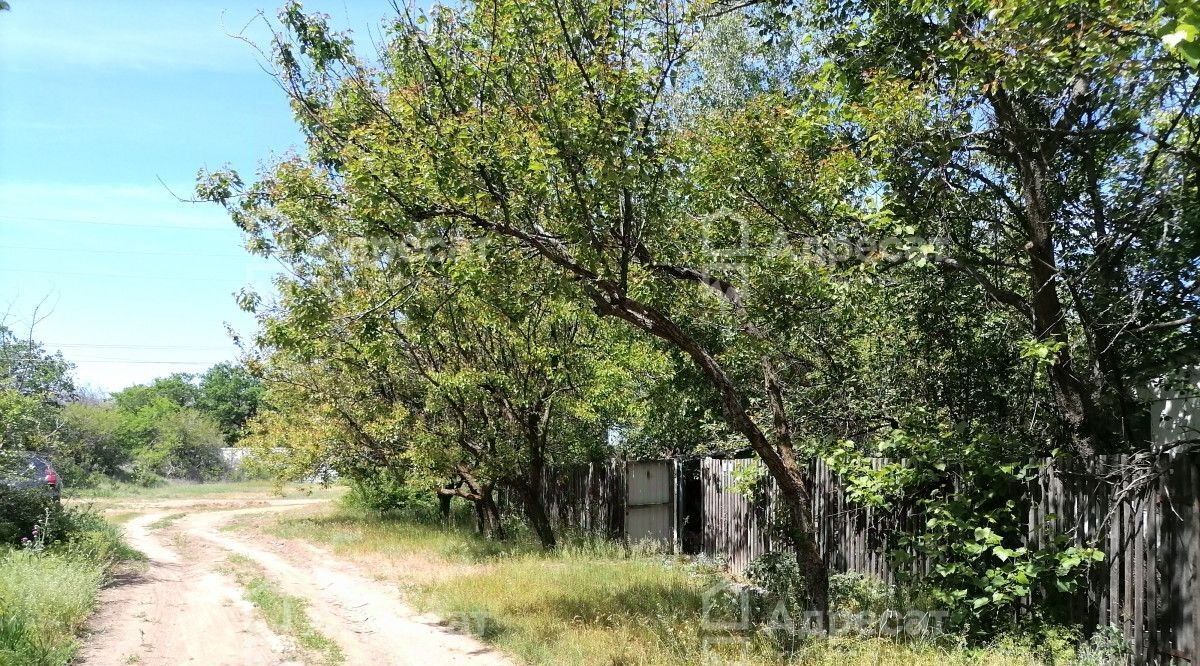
540 460 625 539
699 453 1200 665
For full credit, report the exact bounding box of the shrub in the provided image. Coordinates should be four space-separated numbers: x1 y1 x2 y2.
0 550 104 666
129 407 225 481
828 571 897 615
50 507 144 565
53 403 131 487
0 487 57 546
343 468 441 520
1074 626 1131 666
744 551 807 610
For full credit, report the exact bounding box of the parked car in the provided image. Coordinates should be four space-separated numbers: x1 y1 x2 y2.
0 450 62 501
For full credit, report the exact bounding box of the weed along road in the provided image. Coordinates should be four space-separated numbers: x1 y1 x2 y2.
78 496 512 666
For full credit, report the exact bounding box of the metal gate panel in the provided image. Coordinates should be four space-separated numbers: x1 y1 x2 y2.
625 461 675 550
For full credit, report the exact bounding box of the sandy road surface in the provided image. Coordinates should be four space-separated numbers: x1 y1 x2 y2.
78 498 511 666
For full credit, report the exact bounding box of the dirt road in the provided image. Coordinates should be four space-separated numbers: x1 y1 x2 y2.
78 498 512 666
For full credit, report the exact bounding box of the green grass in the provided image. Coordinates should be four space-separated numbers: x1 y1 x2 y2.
264 508 1068 666
68 479 343 501
0 510 141 666
0 550 104 666
145 513 185 530
223 554 343 665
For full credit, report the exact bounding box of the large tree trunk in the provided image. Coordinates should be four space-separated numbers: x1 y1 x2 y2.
593 294 829 611
477 485 506 540
520 485 556 549
990 85 1109 456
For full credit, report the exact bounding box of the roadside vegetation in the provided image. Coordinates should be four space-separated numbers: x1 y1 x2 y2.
189 0 1197 659
0 499 142 666
1 323 265 491
2 0 1196 661
261 499 1114 666
222 554 344 665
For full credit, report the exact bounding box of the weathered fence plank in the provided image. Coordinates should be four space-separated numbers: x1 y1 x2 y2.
537 452 1197 664
690 452 1198 665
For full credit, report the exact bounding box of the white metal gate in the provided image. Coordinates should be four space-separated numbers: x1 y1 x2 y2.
625 460 675 551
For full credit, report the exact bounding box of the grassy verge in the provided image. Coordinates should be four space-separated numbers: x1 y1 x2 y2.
221 554 343 665
262 508 1066 666
0 510 142 666
145 513 186 530
68 479 344 501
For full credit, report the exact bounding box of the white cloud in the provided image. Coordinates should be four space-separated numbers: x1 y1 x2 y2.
0 3 275 73
0 181 232 230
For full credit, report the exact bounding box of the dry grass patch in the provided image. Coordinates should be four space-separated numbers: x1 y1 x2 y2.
260 508 1072 665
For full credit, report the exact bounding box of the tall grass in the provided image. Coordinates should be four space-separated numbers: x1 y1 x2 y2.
0 509 141 666
69 479 343 501
265 508 1072 665
0 551 105 665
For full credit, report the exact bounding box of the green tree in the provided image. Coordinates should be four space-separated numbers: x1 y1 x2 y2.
0 325 73 454
203 0 843 606
0 325 74 404
113 373 201 412
197 363 263 444
111 384 226 482
239 221 649 545
0 389 61 452
767 0 1200 455
56 403 129 484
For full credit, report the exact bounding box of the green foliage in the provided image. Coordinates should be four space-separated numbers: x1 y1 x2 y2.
1162 0 1200 66
196 363 263 444
50 508 144 565
113 373 200 412
0 550 103 666
745 550 807 609
0 504 138 666
0 325 74 456
782 0 1200 454
821 422 1104 632
0 487 55 546
1 322 255 487
728 460 767 500
0 326 74 403
828 572 900 616
1074 625 1132 665
0 389 60 452
123 404 225 481
103 379 230 482
343 468 441 520
54 403 129 486
201 0 1196 644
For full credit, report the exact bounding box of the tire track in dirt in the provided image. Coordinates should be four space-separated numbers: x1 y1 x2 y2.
77 507 309 666
80 499 511 666
184 505 511 665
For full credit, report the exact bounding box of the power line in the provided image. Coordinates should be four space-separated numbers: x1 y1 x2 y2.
0 267 274 283
0 244 248 259
0 213 235 232
44 343 234 351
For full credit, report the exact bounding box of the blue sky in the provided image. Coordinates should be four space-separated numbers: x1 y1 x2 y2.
0 1 385 392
